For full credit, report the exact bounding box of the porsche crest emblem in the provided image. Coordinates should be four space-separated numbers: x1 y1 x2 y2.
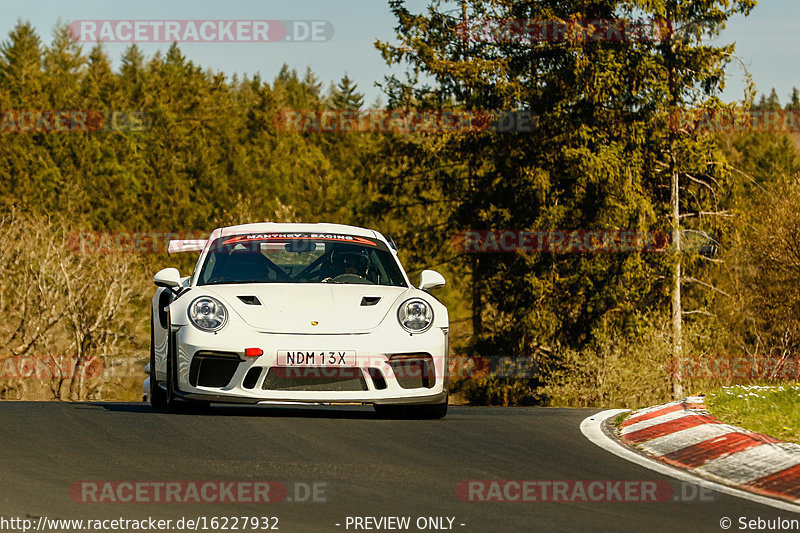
310 321 319 326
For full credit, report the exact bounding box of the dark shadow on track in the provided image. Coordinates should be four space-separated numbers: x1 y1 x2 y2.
84 401 382 419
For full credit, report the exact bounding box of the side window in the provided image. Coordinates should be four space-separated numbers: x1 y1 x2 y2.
200 253 217 285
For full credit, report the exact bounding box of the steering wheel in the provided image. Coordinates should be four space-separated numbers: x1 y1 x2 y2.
322 273 375 284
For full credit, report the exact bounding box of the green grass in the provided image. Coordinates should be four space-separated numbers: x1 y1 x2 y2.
706 384 800 444
613 412 628 427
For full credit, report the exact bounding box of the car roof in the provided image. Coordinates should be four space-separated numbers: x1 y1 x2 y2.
212 222 382 240
188 222 403 287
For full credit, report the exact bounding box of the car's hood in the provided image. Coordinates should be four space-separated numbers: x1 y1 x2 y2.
200 284 409 334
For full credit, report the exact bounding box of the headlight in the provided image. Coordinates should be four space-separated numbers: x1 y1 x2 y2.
397 298 434 333
188 296 228 332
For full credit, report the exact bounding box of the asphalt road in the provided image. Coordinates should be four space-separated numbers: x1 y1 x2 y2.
0 402 793 533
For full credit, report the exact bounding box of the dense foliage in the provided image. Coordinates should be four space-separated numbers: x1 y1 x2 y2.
1 3 799 405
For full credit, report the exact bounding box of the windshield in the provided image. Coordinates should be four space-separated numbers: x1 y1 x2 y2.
197 233 407 287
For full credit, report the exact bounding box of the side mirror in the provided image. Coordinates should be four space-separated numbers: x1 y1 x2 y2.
419 269 446 291
154 267 181 289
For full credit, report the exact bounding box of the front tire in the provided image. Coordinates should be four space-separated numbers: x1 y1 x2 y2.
149 314 168 410
418 401 448 419
164 323 210 413
374 398 448 420
164 330 180 411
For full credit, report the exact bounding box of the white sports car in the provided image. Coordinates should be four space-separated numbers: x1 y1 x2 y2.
149 223 449 418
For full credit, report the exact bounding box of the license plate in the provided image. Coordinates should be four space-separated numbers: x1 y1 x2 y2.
277 350 356 366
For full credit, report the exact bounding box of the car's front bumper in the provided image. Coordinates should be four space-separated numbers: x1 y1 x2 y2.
168 325 449 405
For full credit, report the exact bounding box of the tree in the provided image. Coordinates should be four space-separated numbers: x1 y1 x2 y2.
0 23 393 400
787 87 800 111
331 75 364 110
376 0 756 402
0 212 142 400
0 20 44 106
